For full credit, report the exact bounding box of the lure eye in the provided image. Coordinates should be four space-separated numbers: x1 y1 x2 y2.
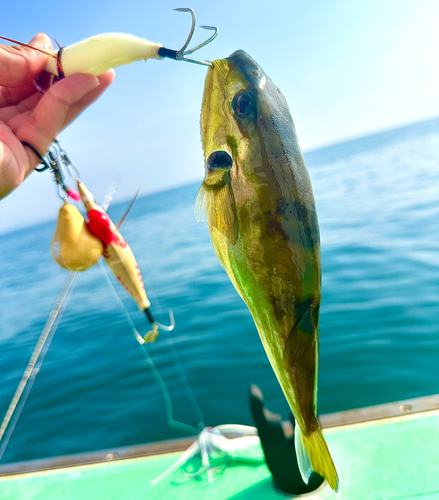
233 91 254 119
207 150 233 171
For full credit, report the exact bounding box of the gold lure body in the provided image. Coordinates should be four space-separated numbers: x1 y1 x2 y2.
51 202 103 272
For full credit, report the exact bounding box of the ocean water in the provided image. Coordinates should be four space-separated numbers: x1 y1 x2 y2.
0 117 438 464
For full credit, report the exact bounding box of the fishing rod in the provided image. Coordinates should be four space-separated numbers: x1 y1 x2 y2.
0 273 76 462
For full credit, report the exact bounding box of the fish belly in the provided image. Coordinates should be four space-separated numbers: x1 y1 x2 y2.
211 223 318 433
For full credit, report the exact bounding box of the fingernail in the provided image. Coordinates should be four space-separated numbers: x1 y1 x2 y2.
28 33 51 50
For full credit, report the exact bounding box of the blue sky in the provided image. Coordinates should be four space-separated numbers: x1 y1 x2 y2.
1 0 438 233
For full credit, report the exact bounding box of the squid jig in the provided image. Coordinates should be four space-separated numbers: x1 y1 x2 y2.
0 8 218 80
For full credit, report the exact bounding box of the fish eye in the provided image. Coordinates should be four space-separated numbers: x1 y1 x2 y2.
207 150 233 171
232 91 254 119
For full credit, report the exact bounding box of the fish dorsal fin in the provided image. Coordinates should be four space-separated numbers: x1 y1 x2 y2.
195 181 238 244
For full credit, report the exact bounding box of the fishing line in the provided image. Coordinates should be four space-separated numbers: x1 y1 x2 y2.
0 272 77 462
99 261 203 435
134 262 205 430
151 288 205 430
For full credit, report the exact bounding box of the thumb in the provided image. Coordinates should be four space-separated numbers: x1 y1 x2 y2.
0 33 53 88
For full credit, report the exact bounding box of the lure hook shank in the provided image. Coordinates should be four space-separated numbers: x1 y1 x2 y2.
158 8 218 67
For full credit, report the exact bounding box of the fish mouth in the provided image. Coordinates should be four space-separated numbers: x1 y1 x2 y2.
206 150 233 172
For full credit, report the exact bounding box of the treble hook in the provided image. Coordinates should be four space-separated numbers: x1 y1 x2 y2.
143 310 176 343
158 8 218 67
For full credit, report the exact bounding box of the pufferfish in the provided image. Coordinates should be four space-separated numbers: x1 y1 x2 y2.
196 50 338 493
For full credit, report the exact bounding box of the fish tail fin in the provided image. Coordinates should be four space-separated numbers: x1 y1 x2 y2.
295 424 339 494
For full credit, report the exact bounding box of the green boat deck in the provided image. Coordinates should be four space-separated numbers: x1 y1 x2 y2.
1 396 439 500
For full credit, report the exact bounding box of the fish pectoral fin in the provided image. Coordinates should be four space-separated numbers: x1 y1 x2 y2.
211 183 237 244
195 181 238 244
283 307 316 368
195 183 208 223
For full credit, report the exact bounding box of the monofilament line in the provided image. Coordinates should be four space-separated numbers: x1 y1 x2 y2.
100 262 204 435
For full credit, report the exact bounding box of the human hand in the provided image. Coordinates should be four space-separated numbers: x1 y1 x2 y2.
0 33 115 199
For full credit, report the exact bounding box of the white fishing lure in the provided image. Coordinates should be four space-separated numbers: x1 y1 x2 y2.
45 34 162 77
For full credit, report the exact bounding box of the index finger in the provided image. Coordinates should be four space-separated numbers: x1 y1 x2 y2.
0 33 53 87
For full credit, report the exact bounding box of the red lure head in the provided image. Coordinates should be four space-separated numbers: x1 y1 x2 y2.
87 209 114 245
